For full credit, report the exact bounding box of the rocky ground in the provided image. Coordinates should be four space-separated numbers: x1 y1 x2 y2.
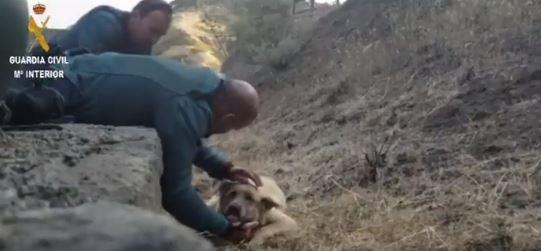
1 202 214 251
0 124 214 251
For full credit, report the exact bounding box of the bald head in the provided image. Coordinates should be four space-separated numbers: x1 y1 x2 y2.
226 79 259 120
210 79 259 134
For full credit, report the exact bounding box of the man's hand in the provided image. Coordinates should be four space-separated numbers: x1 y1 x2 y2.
225 163 262 187
222 221 259 243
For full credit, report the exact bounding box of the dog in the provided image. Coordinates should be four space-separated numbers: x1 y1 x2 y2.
206 175 298 244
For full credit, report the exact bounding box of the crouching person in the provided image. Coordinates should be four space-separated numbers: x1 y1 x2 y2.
0 52 262 242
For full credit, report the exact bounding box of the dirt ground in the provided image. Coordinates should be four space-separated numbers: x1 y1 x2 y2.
154 9 227 70
197 0 541 250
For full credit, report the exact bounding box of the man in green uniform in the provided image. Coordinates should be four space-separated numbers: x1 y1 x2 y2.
32 0 172 56
2 52 261 242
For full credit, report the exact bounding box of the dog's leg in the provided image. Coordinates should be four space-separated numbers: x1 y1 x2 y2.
249 209 298 245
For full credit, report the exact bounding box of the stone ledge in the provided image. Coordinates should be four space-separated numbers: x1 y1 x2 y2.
0 124 164 213
0 202 214 251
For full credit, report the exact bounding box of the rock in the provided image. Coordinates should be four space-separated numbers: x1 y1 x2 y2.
386 112 398 126
0 124 164 214
0 125 217 250
0 0 28 96
0 202 215 251
0 188 17 211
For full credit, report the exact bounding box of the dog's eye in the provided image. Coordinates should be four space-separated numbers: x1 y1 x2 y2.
229 191 237 197
244 194 254 202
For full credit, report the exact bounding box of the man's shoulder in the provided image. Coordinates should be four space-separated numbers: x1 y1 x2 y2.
83 5 128 23
88 5 128 16
150 57 226 93
177 95 213 120
152 95 212 140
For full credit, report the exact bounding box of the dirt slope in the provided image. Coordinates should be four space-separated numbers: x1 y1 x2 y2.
154 9 227 70
213 0 541 250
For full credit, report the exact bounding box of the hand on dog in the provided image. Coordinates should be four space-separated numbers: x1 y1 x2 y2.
225 163 262 187
223 220 259 243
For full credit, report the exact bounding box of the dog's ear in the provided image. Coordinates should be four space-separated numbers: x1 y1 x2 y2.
218 180 235 196
261 197 280 211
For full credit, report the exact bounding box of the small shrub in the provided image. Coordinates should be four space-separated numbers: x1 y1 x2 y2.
253 36 302 69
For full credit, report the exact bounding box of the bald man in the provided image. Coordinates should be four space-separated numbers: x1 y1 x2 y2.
0 52 260 242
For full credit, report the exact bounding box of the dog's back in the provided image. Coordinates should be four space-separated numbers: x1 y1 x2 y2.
257 176 287 209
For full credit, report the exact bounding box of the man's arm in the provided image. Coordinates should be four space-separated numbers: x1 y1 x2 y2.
63 8 123 53
194 141 262 187
193 140 231 179
154 98 231 236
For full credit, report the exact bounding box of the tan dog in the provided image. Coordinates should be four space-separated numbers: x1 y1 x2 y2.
206 176 298 244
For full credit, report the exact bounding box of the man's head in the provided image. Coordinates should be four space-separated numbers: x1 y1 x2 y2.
210 79 259 134
127 0 172 50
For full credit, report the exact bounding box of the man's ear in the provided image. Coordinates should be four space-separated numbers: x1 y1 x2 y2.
223 113 236 126
261 197 280 211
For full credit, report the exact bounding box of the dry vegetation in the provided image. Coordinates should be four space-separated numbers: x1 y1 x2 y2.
208 132 541 251
154 9 228 70
195 0 541 250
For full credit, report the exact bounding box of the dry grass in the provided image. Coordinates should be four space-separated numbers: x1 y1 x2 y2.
205 132 541 250
192 0 541 250
155 10 227 70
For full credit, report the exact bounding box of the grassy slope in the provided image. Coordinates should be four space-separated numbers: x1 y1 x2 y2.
207 0 541 250
154 8 228 70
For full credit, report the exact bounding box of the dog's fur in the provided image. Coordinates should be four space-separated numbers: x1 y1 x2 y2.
206 176 298 244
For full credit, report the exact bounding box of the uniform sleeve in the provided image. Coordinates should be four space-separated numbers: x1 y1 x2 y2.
72 10 123 53
193 139 231 179
154 97 231 236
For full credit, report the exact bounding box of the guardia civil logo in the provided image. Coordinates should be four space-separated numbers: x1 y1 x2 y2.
29 2 51 53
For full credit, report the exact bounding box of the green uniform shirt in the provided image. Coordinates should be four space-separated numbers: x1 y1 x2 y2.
46 6 151 55
54 52 232 235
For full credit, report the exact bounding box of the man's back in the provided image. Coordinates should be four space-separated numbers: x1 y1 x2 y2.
54 53 223 126
52 53 236 236
37 6 150 55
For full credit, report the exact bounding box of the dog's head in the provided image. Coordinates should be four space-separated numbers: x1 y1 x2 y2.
217 181 279 225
